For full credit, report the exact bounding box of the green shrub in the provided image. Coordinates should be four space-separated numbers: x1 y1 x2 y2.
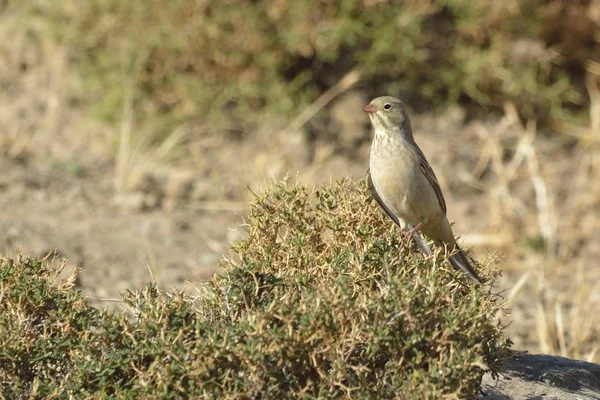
13 1 589 143
0 257 103 398
0 179 510 398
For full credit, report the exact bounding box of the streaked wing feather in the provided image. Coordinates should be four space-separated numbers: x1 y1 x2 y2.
414 146 447 215
367 170 433 255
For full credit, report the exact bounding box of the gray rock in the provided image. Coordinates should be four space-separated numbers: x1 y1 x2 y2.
482 352 600 399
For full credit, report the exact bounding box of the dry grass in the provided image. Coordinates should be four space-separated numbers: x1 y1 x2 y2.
534 72 600 362
456 73 600 362
0 11 111 165
113 85 192 194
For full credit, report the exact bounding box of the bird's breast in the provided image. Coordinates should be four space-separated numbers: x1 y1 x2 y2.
369 131 440 226
369 137 414 210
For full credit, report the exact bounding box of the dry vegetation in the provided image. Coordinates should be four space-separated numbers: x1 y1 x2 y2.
462 92 600 362
0 0 599 396
0 183 510 398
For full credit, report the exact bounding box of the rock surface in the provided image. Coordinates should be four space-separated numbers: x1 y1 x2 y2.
482 352 600 399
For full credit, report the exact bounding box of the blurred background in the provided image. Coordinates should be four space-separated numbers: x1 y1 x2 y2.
0 0 598 362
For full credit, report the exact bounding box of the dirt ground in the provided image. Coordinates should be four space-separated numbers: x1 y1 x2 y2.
1 13 599 363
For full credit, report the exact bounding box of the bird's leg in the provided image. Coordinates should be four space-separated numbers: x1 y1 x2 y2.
405 222 424 237
409 231 433 255
401 222 432 255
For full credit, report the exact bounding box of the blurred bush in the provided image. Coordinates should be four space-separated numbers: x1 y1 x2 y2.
0 179 510 398
13 1 598 139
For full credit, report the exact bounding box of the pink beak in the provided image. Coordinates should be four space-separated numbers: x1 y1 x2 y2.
362 103 376 113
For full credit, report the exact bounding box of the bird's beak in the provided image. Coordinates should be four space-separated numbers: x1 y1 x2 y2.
362 103 376 113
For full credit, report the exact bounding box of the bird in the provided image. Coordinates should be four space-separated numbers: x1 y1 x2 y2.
363 96 482 284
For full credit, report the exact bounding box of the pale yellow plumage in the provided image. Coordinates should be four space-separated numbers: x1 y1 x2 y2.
364 96 482 284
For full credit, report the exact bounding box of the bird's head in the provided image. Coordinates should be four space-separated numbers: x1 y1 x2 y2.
362 96 412 136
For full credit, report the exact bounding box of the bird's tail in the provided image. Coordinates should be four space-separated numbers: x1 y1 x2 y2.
448 246 482 284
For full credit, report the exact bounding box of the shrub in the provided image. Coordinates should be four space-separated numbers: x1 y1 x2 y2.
0 179 510 398
13 1 591 142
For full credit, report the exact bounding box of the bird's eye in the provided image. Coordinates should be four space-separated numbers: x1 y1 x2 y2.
383 104 392 110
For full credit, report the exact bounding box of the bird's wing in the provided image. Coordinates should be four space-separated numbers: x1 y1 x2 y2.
367 169 433 255
413 145 447 215
367 170 403 228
